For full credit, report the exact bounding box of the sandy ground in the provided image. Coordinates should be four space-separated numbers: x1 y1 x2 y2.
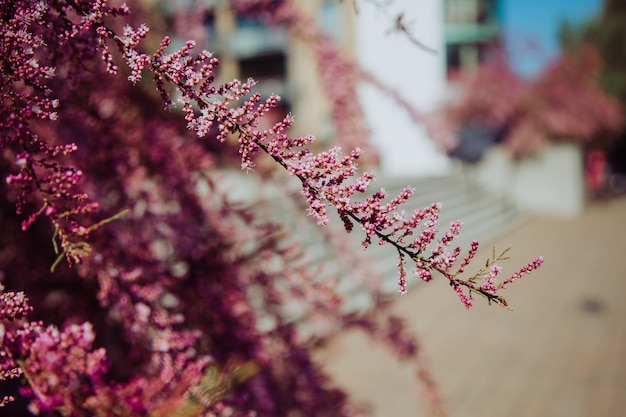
316 196 626 417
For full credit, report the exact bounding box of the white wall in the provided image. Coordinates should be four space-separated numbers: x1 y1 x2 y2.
470 143 585 217
355 0 452 177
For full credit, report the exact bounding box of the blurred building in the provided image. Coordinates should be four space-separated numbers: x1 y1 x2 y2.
149 0 591 222
183 1 505 177
444 0 501 79
205 0 354 143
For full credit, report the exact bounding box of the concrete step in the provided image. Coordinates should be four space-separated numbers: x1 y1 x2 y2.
207 169 529 316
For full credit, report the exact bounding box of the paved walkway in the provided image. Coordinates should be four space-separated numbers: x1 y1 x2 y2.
317 196 626 417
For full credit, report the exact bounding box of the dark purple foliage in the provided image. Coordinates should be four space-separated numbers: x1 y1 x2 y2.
0 1 542 416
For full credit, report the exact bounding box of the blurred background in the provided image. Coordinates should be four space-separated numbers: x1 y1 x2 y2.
191 0 626 217
146 0 626 415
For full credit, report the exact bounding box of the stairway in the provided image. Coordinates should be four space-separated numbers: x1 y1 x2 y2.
208 169 529 314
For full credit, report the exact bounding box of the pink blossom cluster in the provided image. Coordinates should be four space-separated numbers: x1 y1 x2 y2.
0 285 33 321
0 287 109 414
0 286 33 407
0 275 221 415
448 250 544 308
500 257 545 289
15 323 108 415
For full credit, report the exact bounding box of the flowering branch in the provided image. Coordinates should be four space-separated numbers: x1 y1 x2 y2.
90 14 542 309
1 0 133 270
